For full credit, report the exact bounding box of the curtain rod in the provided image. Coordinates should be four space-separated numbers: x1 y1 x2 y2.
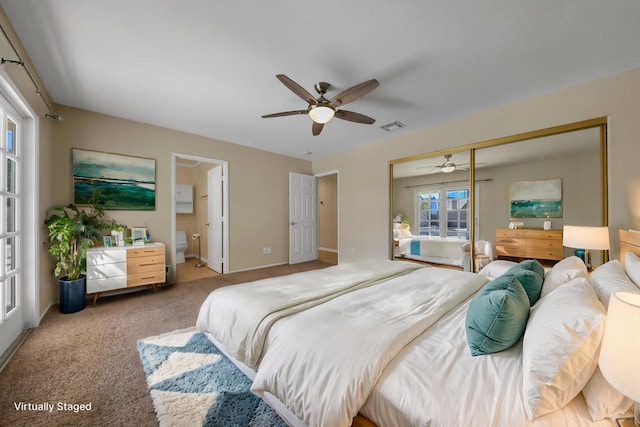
0 22 52 112
403 178 493 189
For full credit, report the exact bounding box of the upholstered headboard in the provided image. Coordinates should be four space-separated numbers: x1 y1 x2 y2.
619 229 640 262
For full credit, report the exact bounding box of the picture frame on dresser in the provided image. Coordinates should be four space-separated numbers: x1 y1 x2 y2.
102 235 112 247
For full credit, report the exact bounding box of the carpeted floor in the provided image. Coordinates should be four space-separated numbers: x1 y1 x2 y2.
0 260 329 427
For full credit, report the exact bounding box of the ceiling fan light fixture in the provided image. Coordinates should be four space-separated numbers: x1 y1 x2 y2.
440 164 456 173
308 104 335 124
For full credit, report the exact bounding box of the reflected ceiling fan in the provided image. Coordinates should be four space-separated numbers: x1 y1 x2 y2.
418 154 486 174
262 74 379 136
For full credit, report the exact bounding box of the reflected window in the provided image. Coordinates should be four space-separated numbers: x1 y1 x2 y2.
416 184 472 239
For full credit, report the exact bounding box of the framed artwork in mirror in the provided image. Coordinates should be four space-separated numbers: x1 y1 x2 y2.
509 178 563 218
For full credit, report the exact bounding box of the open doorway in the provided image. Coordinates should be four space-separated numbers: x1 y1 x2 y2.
172 153 229 283
317 171 338 265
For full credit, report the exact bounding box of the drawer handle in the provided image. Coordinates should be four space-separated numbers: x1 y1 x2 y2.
139 263 157 267
141 276 155 280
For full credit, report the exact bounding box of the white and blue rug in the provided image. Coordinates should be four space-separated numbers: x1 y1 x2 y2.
137 327 287 427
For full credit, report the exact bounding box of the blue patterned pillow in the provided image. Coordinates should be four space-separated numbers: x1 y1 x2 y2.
465 274 530 356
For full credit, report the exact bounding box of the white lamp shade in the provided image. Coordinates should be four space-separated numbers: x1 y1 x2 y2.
599 291 640 401
562 225 610 250
308 105 335 124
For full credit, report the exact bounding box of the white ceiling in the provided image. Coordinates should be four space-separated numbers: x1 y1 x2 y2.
2 1 640 161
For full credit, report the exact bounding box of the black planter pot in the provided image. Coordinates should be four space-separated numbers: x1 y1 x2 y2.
59 275 86 314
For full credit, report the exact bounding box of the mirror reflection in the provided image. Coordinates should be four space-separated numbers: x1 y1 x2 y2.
391 123 606 272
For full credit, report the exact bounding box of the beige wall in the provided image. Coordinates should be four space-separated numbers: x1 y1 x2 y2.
313 67 640 261
48 105 312 289
318 173 338 251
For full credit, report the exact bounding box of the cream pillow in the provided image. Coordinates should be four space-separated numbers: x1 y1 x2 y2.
582 367 633 421
589 260 639 307
540 256 588 298
625 252 640 287
477 260 517 279
398 228 412 239
522 277 606 419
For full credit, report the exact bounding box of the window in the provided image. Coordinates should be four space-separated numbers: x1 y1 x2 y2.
1 113 19 317
415 184 474 239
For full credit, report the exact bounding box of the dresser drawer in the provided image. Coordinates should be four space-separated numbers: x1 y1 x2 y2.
127 271 165 287
526 230 562 240
496 237 526 246
127 246 164 258
496 229 527 238
87 276 127 293
527 239 562 250
527 248 563 261
127 255 164 268
87 249 126 266
87 262 126 279
127 258 165 274
496 245 527 257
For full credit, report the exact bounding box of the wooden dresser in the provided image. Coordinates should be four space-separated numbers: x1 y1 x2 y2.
87 243 165 304
495 228 563 262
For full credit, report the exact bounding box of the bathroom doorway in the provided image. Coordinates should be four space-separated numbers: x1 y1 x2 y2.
317 171 338 265
172 153 229 283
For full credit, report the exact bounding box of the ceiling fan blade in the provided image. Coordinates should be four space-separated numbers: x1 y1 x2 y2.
276 74 317 105
262 110 308 118
312 121 324 136
334 110 376 124
329 79 379 107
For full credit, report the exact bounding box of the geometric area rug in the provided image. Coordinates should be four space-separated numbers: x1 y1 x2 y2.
137 327 288 427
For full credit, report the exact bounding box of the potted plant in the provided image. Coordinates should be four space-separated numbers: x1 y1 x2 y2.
44 193 113 313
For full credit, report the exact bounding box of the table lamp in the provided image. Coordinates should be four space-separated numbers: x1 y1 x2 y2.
599 291 640 426
562 225 610 271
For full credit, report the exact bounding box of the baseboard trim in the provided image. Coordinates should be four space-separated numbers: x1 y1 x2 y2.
230 261 288 274
0 329 32 373
318 247 338 253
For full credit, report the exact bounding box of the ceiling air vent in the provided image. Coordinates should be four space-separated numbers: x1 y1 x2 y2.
380 121 405 132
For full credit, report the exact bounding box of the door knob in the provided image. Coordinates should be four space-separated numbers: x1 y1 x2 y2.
290 221 297 226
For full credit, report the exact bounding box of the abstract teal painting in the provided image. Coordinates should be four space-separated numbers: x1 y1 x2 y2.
509 178 562 218
72 149 156 210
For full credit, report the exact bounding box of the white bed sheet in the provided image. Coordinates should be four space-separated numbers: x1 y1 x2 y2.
196 259 421 368
398 236 468 267
359 297 617 427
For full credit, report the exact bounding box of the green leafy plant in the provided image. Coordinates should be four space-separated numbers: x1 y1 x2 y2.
44 192 114 280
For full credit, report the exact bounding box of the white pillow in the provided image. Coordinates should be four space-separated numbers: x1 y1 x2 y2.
477 260 517 279
589 260 639 307
625 252 640 287
540 256 588 298
582 367 633 421
398 228 412 239
522 277 606 420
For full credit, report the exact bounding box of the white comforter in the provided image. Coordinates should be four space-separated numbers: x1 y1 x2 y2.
196 260 421 368
251 267 489 427
360 297 616 427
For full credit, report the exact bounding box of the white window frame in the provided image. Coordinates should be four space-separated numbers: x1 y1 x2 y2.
414 183 479 239
0 69 38 338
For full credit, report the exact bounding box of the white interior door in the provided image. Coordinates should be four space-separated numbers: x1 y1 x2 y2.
289 172 317 264
207 166 223 273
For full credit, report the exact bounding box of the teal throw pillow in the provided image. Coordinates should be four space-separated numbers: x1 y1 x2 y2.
518 259 545 280
505 263 544 305
465 274 530 356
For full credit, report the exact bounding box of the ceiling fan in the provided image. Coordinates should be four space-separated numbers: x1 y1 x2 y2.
418 154 486 174
262 74 379 136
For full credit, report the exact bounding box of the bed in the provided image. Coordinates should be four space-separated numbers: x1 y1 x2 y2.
196 230 640 427
396 235 470 268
